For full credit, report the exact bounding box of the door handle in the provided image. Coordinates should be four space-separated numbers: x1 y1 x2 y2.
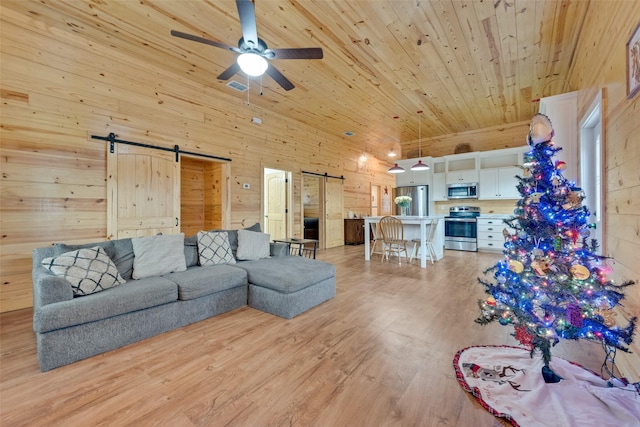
175 217 179 226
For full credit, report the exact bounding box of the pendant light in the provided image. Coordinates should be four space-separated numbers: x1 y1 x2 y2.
388 115 405 173
411 110 429 171
388 115 399 157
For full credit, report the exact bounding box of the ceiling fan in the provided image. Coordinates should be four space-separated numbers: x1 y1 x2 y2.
171 0 323 91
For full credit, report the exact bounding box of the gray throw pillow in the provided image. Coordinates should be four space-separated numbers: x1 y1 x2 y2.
42 246 125 296
183 234 199 267
236 230 271 261
54 241 116 260
131 233 187 279
197 231 236 266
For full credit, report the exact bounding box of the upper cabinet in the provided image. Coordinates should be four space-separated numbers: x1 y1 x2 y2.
539 92 578 183
477 146 527 200
431 157 447 201
394 146 530 201
445 153 478 184
479 167 520 199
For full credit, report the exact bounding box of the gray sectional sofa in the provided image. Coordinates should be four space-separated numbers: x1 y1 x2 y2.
32 226 336 371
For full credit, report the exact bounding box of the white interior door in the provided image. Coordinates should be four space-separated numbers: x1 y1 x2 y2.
264 168 288 241
579 92 604 254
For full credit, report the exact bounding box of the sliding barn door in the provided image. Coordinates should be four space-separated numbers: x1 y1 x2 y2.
324 178 344 248
107 144 180 239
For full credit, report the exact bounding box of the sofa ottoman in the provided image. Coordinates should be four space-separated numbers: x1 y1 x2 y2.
236 256 336 319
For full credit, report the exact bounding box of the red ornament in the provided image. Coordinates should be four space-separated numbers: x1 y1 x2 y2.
514 325 534 349
555 160 567 171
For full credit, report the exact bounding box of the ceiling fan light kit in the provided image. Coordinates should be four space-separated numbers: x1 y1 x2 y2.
171 0 323 91
237 53 268 76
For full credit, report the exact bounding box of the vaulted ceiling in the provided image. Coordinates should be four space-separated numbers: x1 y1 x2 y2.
2 0 589 154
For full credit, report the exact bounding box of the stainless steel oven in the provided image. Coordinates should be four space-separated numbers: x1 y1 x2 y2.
444 206 480 251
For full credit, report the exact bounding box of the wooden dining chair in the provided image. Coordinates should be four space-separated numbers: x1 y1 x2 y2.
409 218 439 264
370 222 384 258
378 216 410 265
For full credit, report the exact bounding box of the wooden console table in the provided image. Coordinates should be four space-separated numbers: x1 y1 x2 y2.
344 218 364 245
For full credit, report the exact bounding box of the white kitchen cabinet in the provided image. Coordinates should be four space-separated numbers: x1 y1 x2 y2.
430 158 447 201
446 169 478 184
445 153 478 184
477 216 516 252
393 159 414 186
432 172 447 201
479 167 521 200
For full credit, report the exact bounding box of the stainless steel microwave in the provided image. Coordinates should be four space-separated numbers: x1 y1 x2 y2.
447 183 478 199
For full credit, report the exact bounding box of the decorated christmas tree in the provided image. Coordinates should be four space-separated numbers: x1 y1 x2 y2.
476 113 636 383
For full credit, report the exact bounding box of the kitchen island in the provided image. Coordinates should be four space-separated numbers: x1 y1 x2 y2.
364 216 445 268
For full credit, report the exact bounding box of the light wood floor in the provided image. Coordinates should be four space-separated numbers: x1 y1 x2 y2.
1 246 608 426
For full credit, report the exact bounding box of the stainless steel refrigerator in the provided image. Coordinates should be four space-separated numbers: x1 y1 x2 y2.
393 185 429 216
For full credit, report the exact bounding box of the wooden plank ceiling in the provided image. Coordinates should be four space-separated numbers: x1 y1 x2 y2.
1 0 589 154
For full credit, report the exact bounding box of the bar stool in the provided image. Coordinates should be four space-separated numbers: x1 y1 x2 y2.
410 218 439 265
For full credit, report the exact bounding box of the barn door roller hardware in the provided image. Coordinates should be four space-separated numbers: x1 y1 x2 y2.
91 133 232 163
302 170 345 181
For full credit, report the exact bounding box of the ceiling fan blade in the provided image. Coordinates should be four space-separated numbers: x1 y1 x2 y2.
217 63 241 81
171 30 236 51
269 48 324 60
236 0 259 49
265 64 295 91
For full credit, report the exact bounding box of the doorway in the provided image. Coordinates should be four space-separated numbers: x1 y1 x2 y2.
302 174 344 249
181 156 229 236
263 168 291 241
371 184 379 216
579 90 604 254
303 175 322 246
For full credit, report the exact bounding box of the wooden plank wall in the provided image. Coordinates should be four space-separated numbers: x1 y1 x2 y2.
0 5 399 312
568 2 640 378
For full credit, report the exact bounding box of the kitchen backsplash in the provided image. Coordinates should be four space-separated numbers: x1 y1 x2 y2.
434 199 518 215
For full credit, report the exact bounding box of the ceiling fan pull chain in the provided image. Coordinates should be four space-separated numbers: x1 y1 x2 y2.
260 76 263 96
247 75 250 105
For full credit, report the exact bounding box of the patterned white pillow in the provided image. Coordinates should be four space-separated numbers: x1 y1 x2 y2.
197 231 236 266
42 246 126 296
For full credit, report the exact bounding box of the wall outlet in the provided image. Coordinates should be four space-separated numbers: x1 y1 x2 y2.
242 183 250 189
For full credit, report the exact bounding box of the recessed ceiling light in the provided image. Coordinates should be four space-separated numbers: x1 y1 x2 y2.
344 131 355 137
